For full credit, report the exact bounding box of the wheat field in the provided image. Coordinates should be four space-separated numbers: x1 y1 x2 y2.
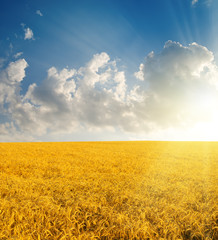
0 141 217 239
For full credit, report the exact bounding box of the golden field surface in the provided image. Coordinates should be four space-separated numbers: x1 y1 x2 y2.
0 141 217 240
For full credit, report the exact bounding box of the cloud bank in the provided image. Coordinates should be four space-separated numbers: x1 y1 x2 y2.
1 41 218 141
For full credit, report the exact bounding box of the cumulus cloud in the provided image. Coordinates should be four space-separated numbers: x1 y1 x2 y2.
1 41 218 141
23 52 136 134
24 27 34 40
0 59 28 112
0 58 30 141
0 53 135 141
136 41 218 128
36 10 43 16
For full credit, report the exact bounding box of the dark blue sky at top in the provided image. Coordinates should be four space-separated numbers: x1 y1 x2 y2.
0 0 217 91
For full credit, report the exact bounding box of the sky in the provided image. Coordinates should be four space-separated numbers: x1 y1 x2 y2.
1 0 218 142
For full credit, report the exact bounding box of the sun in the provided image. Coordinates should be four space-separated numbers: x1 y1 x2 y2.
165 91 218 141
186 92 218 141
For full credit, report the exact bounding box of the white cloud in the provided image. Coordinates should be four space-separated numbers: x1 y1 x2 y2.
7 59 28 83
114 71 126 101
0 53 138 139
14 52 23 59
0 59 28 107
134 40 218 129
1 41 218 141
192 0 198 5
134 63 144 81
192 0 212 6
24 27 34 40
36 10 43 16
0 59 29 140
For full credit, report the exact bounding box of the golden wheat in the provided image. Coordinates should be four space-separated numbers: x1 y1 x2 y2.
0 141 217 239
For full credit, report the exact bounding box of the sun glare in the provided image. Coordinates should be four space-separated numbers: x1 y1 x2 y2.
163 92 218 142
185 91 218 141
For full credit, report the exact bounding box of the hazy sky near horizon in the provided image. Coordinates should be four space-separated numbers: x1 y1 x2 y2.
1 0 218 142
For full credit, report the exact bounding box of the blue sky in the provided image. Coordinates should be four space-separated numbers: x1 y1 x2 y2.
1 0 218 141
1 0 216 77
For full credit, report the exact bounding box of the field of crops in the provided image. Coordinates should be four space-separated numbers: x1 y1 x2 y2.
0 141 217 239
